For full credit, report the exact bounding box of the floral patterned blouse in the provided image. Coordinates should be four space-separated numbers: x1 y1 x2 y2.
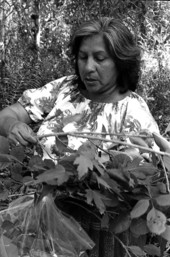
18 75 159 161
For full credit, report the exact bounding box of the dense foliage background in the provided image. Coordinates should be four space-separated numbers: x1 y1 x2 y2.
0 1 170 256
0 0 170 133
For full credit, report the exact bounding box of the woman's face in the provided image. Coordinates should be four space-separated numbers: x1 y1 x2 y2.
77 34 118 98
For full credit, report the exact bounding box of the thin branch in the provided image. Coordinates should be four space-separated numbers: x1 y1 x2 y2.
114 235 132 257
37 132 170 157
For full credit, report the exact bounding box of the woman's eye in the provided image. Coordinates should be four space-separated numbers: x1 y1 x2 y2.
78 54 87 60
95 56 105 61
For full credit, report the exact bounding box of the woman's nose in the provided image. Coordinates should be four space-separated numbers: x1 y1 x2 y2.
85 57 95 72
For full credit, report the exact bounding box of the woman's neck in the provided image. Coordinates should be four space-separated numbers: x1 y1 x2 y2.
80 87 130 103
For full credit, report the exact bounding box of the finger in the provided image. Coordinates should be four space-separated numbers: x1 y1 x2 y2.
19 129 37 144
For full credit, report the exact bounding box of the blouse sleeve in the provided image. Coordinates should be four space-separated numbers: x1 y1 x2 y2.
17 76 73 122
122 94 159 134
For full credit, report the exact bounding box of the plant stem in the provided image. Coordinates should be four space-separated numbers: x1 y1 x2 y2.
37 132 170 157
114 235 132 257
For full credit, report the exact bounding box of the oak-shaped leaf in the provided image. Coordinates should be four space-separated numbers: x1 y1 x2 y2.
93 190 106 214
77 141 97 160
34 165 68 186
155 194 170 207
128 246 145 256
110 213 131 234
130 218 149 237
95 175 111 190
85 189 106 214
85 189 93 205
131 199 150 219
74 155 93 179
143 244 161 257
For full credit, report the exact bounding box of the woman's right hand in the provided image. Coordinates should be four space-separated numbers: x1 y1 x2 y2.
0 103 37 147
7 119 37 147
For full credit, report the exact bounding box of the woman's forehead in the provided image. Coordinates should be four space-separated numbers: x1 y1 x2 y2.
79 34 108 53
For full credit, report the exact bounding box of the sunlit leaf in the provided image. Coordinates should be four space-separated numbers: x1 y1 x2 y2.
131 199 150 219
147 208 166 235
34 165 68 185
85 189 93 205
155 194 170 206
153 133 170 152
74 155 93 179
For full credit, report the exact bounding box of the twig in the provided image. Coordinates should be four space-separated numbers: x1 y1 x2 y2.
37 132 170 157
8 192 35 198
114 235 132 257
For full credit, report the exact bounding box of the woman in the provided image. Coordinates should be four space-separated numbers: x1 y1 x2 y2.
0 17 159 256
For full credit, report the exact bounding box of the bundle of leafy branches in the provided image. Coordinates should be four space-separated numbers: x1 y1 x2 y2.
0 127 170 257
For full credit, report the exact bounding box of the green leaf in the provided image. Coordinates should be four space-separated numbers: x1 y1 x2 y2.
130 218 149 237
143 244 161 256
96 175 111 189
109 151 132 168
128 246 145 256
165 123 170 134
93 190 106 214
155 194 170 206
77 141 97 160
85 189 93 205
0 154 12 170
147 208 166 235
110 214 131 234
163 155 170 172
74 155 93 179
34 165 68 185
0 189 9 201
153 133 170 152
161 225 170 241
129 136 149 148
10 146 25 162
131 199 150 219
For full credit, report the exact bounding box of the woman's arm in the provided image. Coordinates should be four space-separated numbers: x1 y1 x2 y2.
0 102 37 146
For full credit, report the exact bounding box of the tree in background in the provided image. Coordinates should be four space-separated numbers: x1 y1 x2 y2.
0 0 169 132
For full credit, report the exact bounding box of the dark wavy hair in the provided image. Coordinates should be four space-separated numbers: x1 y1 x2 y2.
71 17 141 93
